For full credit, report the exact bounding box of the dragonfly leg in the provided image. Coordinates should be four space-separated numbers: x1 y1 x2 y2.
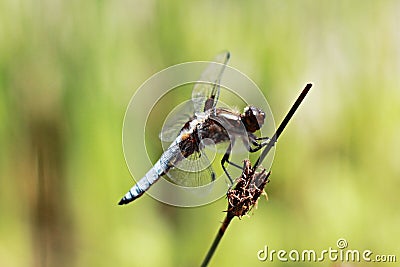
221 153 242 170
255 136 270 141
248 135 270 153
221 143 242 185
221 151 233 185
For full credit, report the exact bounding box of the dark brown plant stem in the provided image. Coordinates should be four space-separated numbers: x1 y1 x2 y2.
200 83 312 267
253 83 312 171
200 214 234 267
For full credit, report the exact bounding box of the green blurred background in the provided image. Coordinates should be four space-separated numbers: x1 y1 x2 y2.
1 1 399 266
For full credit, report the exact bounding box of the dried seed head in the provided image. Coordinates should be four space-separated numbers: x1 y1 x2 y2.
226 159 271 218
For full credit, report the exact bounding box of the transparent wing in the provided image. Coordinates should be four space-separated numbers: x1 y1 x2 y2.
192 51 230 113
159 100 194 142
166 149 216 187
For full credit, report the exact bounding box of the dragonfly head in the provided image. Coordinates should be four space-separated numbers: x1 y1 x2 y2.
241 106 265 132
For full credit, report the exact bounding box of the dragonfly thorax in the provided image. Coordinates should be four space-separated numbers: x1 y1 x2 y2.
241 106 265 133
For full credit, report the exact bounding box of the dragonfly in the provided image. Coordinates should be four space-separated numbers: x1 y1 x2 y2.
119 52 270 205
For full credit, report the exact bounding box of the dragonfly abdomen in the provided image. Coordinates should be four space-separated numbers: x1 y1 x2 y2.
118 165 160 205
118 140 180 205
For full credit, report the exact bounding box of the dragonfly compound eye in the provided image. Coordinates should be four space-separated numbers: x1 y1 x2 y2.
242 106 266 132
